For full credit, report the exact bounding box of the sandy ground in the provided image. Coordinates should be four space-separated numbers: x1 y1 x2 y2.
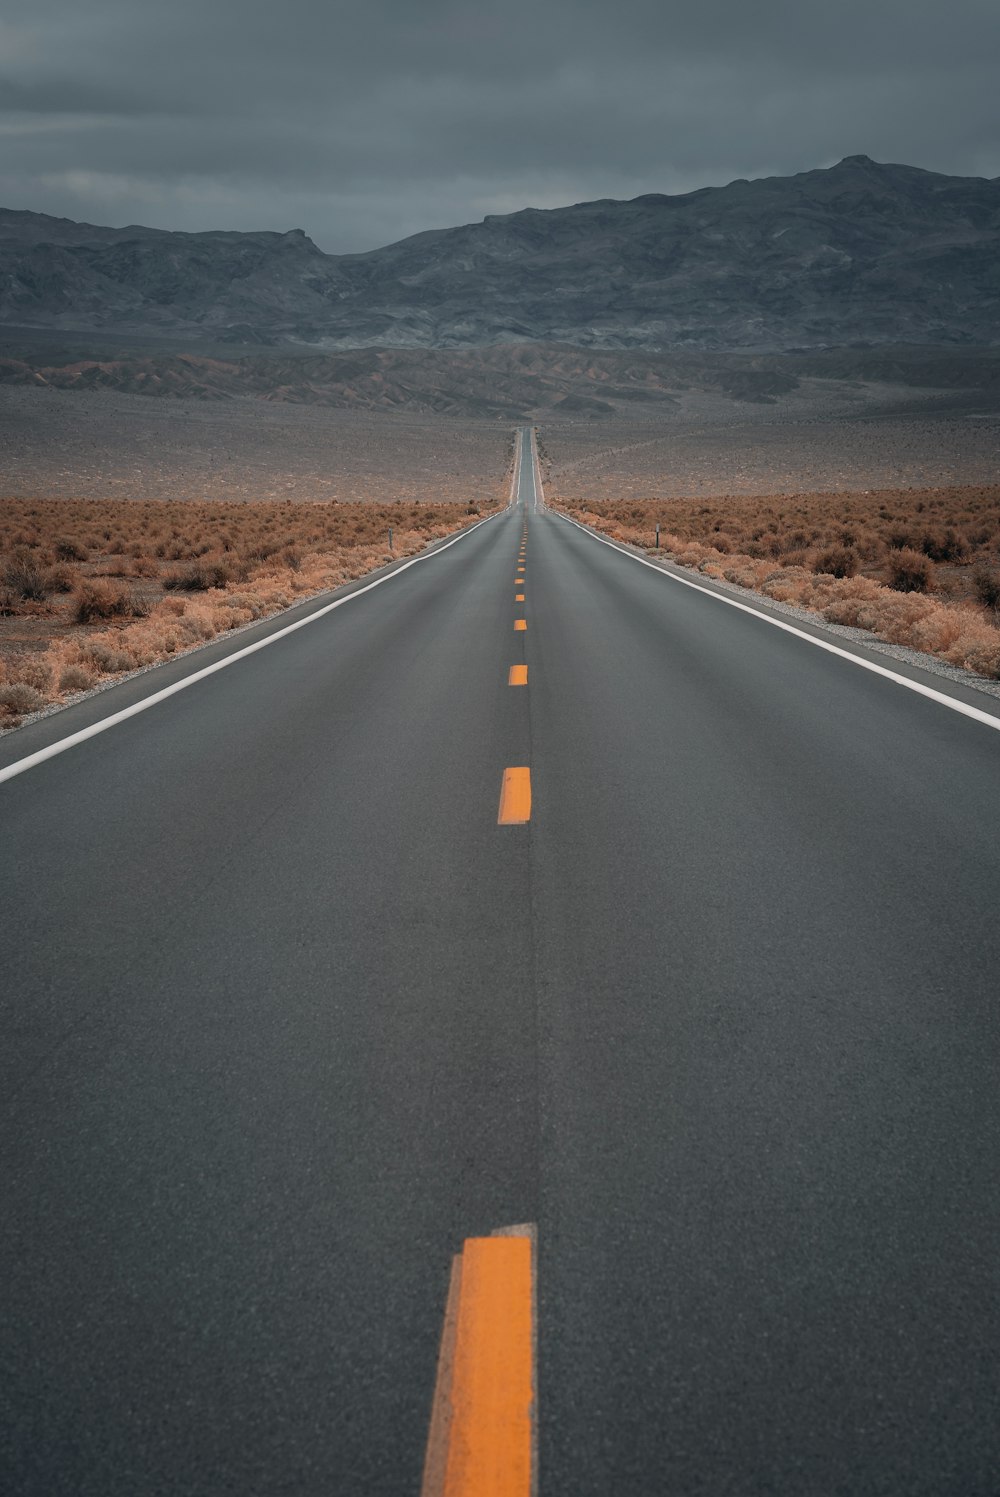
0 388 512 504
2 376 999 511
541 383 1000 500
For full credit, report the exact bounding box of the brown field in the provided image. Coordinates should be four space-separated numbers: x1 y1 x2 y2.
552 487 1000 680
0 496 496 725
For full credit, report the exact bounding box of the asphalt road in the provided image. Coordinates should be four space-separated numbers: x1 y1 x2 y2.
2 430 1000 1494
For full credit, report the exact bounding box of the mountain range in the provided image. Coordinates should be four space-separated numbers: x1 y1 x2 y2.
2 156 999 352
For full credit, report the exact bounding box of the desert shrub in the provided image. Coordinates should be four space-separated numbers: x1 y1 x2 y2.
820 578 884 627
854 528 887 562
58 664 95 693
3 548 48 601
79 640 136 674
886 548 934 593
0 682 47 718
920 527 968 563
73 579 148 622
163 556 242 590
871 593 937 644
972 564 1000 612
948 630 1000 679
163 562 213 591
907 609 965 654
44 563 79 593
53 537 88 561
760 567 810 602
222 592 266 619
814 545 859 579
722 560 765 589
131 554 159 578
11 656 54 695
173 605 219 642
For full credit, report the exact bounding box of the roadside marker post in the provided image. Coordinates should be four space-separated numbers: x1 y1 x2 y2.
388 527 394 550
655 524 660 549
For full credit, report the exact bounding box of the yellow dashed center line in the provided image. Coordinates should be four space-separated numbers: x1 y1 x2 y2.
421 1231 536 1497
497 766 531 824
515 593 525 602
508 665 528 686
514 619 526 631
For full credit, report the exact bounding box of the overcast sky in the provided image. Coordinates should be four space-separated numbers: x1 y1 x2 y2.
1 0 998 252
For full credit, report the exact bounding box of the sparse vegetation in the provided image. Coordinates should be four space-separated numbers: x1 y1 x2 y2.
553 485 1000 680
2 548 48 602
0 497 493 724
886 547 935 593
72 579 148 623
973 564 1000 614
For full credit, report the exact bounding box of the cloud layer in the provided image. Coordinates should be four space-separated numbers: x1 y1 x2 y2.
1 0 997 250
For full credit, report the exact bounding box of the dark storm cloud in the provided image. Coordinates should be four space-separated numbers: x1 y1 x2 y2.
1 0 997 250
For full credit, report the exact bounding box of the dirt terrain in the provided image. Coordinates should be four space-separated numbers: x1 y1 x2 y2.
0 387 512 503
541 391 1000 500
3 360 998 511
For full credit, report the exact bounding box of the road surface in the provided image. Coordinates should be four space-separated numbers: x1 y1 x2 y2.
2 430 999 1494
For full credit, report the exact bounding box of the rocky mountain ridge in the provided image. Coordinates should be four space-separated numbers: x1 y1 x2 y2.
2 156 999 351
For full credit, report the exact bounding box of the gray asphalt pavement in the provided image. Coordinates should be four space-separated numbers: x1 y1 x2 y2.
2 430 999 1494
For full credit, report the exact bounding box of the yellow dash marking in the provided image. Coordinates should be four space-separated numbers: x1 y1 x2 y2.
445 1237 534 1496
508 665 528 686
422 1228 538 1497
514 619 527 632
498 766 531 824
515 593 525 602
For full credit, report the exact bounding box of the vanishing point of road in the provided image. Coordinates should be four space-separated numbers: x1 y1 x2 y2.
2 431 999 1494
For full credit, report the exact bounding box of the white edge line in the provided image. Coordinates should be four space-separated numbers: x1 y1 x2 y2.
555 511 1000 736
0 510 504 786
